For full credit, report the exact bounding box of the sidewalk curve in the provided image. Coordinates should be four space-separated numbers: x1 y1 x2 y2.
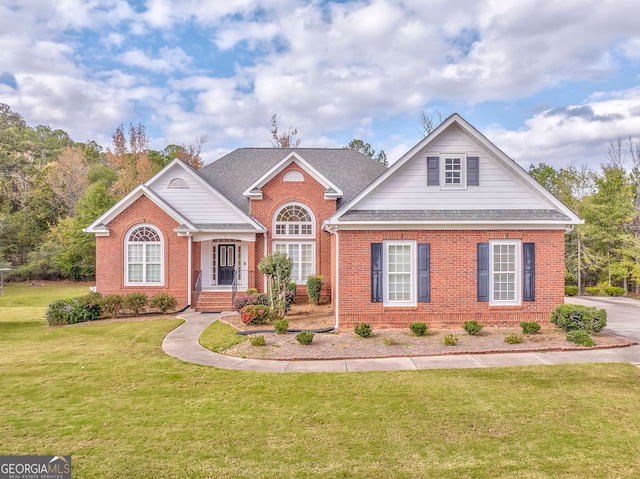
161 311 640 373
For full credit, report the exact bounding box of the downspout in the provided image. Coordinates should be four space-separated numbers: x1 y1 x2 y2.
263 232 268 293
187 233 192 308
324 223 339 330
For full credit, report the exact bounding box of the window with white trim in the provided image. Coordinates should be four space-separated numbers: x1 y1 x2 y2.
384 241 415 306
490 240 520 305
440 154 466 188
274 203 314 237
274 242 314 283
126 225 163 284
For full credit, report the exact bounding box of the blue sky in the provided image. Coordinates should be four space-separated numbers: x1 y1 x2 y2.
1 0 640 169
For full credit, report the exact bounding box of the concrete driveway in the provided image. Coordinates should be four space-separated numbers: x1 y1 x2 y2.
565 296 640 343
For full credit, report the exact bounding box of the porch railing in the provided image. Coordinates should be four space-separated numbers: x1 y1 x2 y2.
231 270 254 310
194 270 202 307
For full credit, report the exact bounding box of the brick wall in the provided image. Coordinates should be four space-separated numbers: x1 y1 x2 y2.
249 162 336 300
96 195 191 307
337 229 565 329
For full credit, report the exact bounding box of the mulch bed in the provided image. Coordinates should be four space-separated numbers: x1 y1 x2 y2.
218 307 636 361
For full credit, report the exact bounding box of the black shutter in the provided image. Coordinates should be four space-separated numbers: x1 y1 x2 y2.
477 243 489 302
371 243 383 303
418 243 430 302
427 157 439 185
523 243 535 302
467 156 479 186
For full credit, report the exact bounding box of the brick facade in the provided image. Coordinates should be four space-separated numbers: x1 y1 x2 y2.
249 162 336 299
336 229 565 329
95 195 191 307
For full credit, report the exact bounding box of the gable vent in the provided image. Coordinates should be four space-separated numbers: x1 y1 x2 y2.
168 178 189 189
284 171 304 182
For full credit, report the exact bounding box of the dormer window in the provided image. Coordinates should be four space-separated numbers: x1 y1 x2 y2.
427 155 479 188
283 171 304 182
168 178 189 189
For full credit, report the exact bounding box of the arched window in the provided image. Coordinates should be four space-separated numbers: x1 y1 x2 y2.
274 204 314 237
126 225 163 284
272 203 315 283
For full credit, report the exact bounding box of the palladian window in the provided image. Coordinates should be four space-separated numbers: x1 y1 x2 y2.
126 225 163 284
272 203 315 283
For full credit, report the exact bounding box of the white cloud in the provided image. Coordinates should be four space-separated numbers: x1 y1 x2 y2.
118 47 192 73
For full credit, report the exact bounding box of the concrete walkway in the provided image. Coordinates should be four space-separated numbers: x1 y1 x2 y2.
162 311 640 373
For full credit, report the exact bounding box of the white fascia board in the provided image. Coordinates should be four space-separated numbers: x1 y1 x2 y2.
242 151 344 199
331 221 575 231
147 158 265 232
84 185 196 234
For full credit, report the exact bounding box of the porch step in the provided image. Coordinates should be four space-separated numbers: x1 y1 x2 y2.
195 292 235 312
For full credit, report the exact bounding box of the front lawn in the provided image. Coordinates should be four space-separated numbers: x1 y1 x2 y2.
1 282 640 478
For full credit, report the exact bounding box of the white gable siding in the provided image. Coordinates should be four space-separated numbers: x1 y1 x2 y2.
355 125 555 211
149 165 247 224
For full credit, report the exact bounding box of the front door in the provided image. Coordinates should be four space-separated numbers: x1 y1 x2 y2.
217 244 236 285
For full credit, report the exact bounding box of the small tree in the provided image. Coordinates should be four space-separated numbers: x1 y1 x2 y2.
258 252 293 318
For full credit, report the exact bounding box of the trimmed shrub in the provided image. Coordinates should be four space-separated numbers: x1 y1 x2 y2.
46 298 99 326
274 319 289 334
504 332 524 344
77 291 103 319
124 292 148 317
382 336 399 346
250 335 266 346
566 330 595 347
564 285 579 296
306 275 323 305
101 294 124 318
233 293 268 311
604 286 625 297
296 331 314 345
409 322 428 336
354 323 373 338
550 304 607 333
246 288 258 295
462 320 483 335
240 305 272 325
585 287 600 296
443 334 458 346
520 321 541 335
149 293 177 313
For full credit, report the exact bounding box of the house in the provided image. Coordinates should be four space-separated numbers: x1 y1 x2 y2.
85 114 581 328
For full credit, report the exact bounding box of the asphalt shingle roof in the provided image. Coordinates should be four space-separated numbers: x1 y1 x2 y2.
197 148 387 215
339 209 572 222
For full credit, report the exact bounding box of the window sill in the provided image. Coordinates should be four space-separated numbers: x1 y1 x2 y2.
488 304 522 310
383 306 418 311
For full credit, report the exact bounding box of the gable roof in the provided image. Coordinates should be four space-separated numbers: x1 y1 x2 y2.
85 159 266 235
327 113 582 229
198 148 387 214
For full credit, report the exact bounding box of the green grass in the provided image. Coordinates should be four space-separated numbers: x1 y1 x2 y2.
199 320 247 352
2 282 640 478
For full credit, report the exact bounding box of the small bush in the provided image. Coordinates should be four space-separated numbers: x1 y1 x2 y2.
76 291 103 319
462 320 483 335
296 331 314 345
564 285 579 296
306 275 323 305
149 293 177 313
354 323 373 338
246 288 258 295
234 293 268 311
274 319 289 334
585 287 600 296
283 290 295 312
101 294 124 318
443 334 458 346
124 292 148 316
604 286 625 297
520 321 541 335
409 322 428 336
250 335 266 346
504 332 524 344
240 305 273 325
382 336 399 346
566 330 595 347
46 296 101 326
550 304 607 333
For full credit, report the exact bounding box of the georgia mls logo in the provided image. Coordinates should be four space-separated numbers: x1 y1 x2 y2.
0 455 71 479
